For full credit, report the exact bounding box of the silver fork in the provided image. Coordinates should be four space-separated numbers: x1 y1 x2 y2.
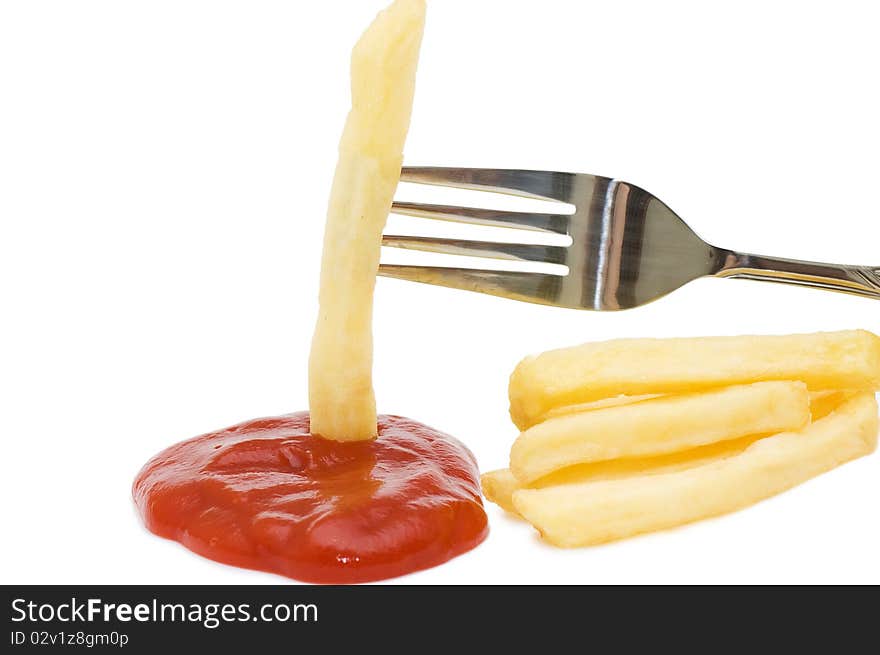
379 167 880 310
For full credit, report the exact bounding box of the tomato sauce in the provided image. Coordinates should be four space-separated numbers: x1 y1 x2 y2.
133 413 488 583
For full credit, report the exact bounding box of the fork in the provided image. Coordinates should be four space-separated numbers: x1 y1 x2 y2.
378 167 880 310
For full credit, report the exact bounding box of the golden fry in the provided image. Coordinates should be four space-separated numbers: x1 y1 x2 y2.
509 330 880 430
535 394 661 424
542 390 848 424
510 381 810 484
480 469 521 515
512 393 879 547
309 0 426 440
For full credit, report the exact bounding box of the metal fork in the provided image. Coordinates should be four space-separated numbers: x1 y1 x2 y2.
379 167 880 310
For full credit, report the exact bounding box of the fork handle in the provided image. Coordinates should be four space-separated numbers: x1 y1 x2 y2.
714 250 880 300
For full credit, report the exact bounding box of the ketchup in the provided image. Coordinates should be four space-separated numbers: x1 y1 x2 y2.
133 413 488 583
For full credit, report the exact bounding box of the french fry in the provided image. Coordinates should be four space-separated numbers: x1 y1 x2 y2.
810 390 858 420
480 469 521 515
535 394 661 424
542 390 849 424
512 393 879 547
308 0 426 441
510 381 811 484
486 391 863 517
509 330 880 430
485 433 789 518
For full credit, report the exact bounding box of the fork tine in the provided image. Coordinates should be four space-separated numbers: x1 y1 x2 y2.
377 264 565 307
401 166 580 203
391 201 569 234
382 235 568 265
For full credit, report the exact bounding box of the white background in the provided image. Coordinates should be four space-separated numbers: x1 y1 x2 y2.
2 0 879 584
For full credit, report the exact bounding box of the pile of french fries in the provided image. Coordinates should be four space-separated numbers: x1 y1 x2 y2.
483 330 880 547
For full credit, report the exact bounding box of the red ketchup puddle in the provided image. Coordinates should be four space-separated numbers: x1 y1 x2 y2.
133 413 488 583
